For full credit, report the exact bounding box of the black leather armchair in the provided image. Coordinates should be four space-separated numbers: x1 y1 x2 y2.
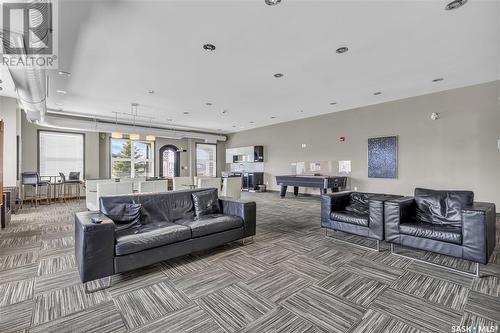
321 192 401 251
385 188 496 277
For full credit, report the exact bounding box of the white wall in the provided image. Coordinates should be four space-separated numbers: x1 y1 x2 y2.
227 81 500 209
0 96 20 187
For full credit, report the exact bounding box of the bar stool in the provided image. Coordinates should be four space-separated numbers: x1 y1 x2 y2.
59 172 81 201
21 172 51 208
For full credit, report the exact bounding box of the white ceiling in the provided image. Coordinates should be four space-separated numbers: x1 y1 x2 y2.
1 0 499 134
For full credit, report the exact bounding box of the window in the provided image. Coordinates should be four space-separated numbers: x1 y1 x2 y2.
196 143 217 177
39 131 84 177
111 139 154 178
159 145 180 178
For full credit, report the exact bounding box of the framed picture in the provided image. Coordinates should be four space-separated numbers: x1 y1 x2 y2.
368 136 398 178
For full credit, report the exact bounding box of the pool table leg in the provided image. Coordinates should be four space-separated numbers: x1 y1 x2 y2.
320 188 327 195
293 186 299 196
280 185 287 198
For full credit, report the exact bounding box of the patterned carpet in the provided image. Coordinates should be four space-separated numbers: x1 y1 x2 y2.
0 192 499 333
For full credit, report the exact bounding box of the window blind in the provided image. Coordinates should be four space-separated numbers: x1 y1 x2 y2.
39 131 84 177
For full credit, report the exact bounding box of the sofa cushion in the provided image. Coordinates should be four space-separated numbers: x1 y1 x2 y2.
345 192 372 215
399 222 462 244
175 214 243 238
330 211 369 227
101 203 142 231
192 190 221 218
115 222 191 256
414 188 473 227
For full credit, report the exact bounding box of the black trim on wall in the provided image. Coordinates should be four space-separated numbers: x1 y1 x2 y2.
159 144 180 177
37 129 86 178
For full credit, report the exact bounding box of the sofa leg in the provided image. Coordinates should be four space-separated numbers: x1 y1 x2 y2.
240 236 254 245
390 243 481 278
325 228 382 252
84 276 112 293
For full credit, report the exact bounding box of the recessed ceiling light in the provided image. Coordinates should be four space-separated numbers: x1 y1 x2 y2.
297 110 304 113
432 78 444 82
206 102 213 106
373 92 382 95
148 90 155 94
329 102 337 105
265 0 281 5
55 102 64 106
203 44 216 51
58 71 71 76
56 90 67 94
270 116 276 119
222 110 229 114
274 73 284 78
167 118 173 122
250 121 255 124
183 112 189 115
232 125 237 128
445 0 467 10
336 47 349 54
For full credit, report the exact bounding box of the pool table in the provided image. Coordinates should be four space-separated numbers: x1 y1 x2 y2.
275 175 347 198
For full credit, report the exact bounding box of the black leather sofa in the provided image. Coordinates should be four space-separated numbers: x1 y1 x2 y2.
321 192 401 250
75 188 256 290
385 188 496 276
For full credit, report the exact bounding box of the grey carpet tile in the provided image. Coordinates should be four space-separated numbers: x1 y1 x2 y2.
464 290 500 323
0 264 38 284
343 258 405 285
406 261 474 287
0 251 39 271
129 303 224 333
390 271 469 312
36 254 76 276
364 250 413 269
282 285 366 333
275 238 317 254
422 252 477 272
113 281 191 329
317 268 388 307
370 288 462 333
246 244 298 265
278 254 334 282
317 235 369 257
0 278 34 307
245 268 312 304
0 300 33 333
34 268 80 295
32 283 110 326
30 301 126 333
197 282 276 333
305 246 356 267
348 309 425 333
107 265 168 297
218 253 272 280
0 246 41 257
38 246 74 259
0 236 39 249
471 274 500 297
40 236 74 250
240 307 322 333
460 311 500 332
158 254 210 279
171 268 240 300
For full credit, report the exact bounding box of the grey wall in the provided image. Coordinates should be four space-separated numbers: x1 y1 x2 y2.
21 116 101 179
227 81 500 208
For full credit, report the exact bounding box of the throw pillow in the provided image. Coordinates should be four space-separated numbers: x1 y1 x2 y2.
192 190 221 218
102 203 142 231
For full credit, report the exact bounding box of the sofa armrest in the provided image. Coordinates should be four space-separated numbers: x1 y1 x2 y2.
384 196 415 243
74 211 115 283
321 192 351 227
220 198 256 237
462 202 496 264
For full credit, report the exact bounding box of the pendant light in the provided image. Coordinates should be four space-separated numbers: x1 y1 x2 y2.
146 118 156 141
129 103 140 140
111 112 123 139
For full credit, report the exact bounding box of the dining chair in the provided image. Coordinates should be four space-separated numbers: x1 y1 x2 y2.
21 172 51 208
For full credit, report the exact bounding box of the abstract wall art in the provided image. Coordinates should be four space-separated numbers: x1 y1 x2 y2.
368 136 398 178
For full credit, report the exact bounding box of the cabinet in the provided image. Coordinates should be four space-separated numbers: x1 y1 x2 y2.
226 146 264 163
